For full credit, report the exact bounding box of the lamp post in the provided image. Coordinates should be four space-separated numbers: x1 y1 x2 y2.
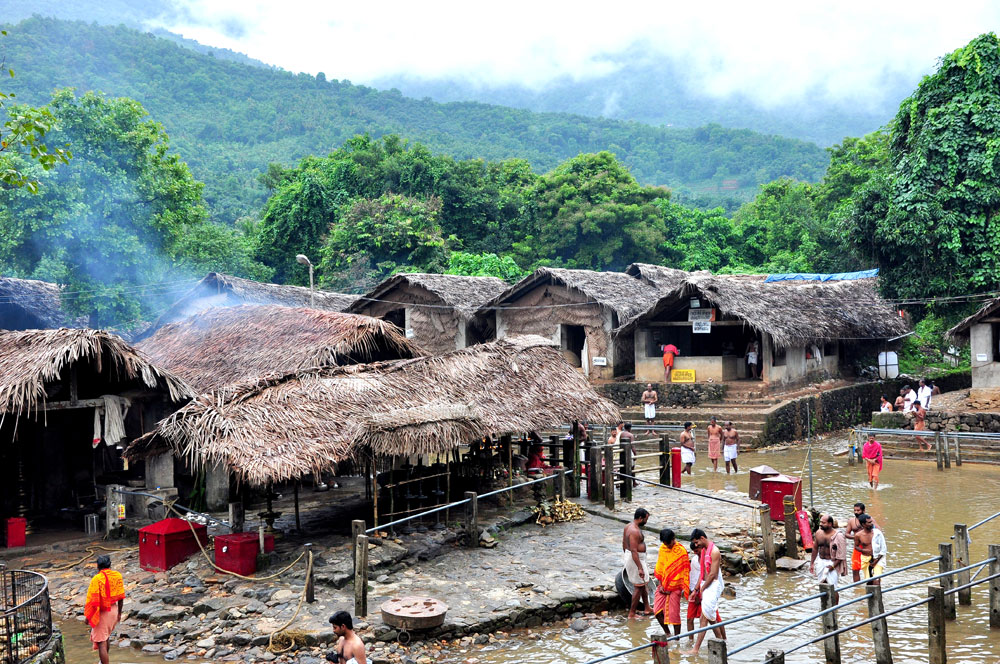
296 254 314 308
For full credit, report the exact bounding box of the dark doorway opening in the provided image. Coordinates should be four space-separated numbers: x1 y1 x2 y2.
561 324 585 368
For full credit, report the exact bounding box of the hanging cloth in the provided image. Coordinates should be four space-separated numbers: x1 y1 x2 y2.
92 407 103 448
101 395 130 446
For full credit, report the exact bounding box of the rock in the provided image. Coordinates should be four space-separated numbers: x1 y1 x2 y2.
141 644 161 653
196 637 215 648
272 589 295 602
570 619 588 632
192 598 224 615
775 557 809 571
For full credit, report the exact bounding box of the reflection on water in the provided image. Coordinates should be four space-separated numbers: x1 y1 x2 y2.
59 618 166 664
443 435 1000 663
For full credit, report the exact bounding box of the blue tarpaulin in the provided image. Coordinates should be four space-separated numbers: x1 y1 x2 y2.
764 269 878 283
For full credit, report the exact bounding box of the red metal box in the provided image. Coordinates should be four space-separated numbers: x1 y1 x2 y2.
139 518 208 572
760 474 802 519
214 532 259 576
263 533 274 553
4 517 26 548
748 465 781 501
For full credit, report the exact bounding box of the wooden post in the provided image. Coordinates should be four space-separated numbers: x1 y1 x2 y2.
783 495 798 560
604 445 615 510
502 434 513 506
294 480 301 532
372 453 380 528
465 492 478 547
765 651 785 664
953 434 962 466
588 445 601 501
305 544 315 604
354 534 369 617
938 543 956 620
847 431 856 466
562 435 577 498
228 501 245 534
659 434 671 486
651 638 670 664
989 544 1000 629
935 432 944 471
954 524 971 606
942 433 951 469
867 583 892 664
557 468 566 501
707 638 728 664
760 504 776 574
351 520 365 574
569 421 581 498
819 583 841 664
620 443 633 502
927 586 946 664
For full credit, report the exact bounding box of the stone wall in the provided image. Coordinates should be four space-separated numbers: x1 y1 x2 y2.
27 628 65 664
597 382 727 408
874 409 1000 433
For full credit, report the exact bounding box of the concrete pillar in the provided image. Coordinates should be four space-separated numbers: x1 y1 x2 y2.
145 453 174 489
205 464 230 511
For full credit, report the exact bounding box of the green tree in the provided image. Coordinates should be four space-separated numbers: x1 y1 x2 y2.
656 201 740 272
445 252 528 282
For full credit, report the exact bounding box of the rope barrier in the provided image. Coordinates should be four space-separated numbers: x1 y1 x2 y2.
616 472 758 508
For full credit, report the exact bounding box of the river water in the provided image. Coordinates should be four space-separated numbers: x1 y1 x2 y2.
441 434 1000 664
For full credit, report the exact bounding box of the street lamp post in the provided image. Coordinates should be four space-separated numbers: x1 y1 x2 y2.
296 254 314 308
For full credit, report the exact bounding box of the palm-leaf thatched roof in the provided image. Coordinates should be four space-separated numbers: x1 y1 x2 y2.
625 263 698 293
946 297 1000 341
484 267 662 321
0 277 78 330
136 305 422 393
349 273 508 319
616 273 908 348
126 336 620 486
0 328 192 417
139 273 360 340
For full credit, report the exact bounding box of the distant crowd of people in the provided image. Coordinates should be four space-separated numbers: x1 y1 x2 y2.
878 378 940 454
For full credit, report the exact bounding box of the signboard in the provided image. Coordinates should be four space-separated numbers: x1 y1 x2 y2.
592 356 608 366
671 369 696 383
692 321 712 334
405 328 415 339
977 353 988 362
688 308 716 322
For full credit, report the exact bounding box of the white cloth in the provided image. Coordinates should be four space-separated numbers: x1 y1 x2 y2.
747 351 758 364
814 557 840 589
700 577 723 619
918 386 932 410
681 447 696 465
623 549 649 586
903 390 917 412
644 404 656 419
872 528 888 565
724 444 738 462
101 395 130 445
689 554 700 592
880 402 892 413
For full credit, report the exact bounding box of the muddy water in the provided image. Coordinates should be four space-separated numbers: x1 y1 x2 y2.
59 618 181 664
444 435 1000 663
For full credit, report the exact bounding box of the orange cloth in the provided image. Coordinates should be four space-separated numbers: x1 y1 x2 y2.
84 570 125 629
654 542 690 599
663 352 675 368
90 605 119 649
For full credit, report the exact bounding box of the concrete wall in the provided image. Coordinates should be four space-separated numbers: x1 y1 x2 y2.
970 323 1000 389
205 464 229 511
145 453 174 489
763 335 839 387
353 283 465 355
597 382 728 408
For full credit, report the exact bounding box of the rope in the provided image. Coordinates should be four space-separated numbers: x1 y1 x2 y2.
35 545 128 573
267 553 314 653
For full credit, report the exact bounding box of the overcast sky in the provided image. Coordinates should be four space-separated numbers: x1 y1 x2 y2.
153 1 1000 106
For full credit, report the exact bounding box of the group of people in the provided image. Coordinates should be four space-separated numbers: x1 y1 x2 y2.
878 378 939 453
810 502 888 603
622 509 726 656
679 419 741 475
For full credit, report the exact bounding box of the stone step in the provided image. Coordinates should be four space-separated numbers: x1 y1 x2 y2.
621 407 772 422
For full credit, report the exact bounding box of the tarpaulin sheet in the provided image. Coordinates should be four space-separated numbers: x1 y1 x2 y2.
764 269 878 283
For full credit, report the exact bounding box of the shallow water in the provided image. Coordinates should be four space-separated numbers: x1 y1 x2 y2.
59 618 167 664
442 435 1000 663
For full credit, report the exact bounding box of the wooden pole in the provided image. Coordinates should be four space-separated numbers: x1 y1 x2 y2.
989 544 1000 629
620 443 633 502
942 433 951 469
783 495 798 560
294 480 301 532
351 520 365 574
938 542 956 620
651 637 671 664
765 651 785 664
707 638 728 664
228 501 245 534
465 491 478 547
305 545 315 603
953 433 962 466
604 445 615 510
569 421 581 498
819 583 841 664
563 435 578 498
759 504 777 574
503 434 513 506
659 434 671 486
557 468 566 501
588 445 601 501
847 431 856 466
935 432 944 471
867 583 892 664
354 534 369 617
954 524 972 606
927 585 946 664
372 453 380 528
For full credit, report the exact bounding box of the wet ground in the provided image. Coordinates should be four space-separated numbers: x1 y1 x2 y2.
439 433 1000 664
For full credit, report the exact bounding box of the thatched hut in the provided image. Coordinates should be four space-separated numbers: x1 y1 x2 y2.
947 299 1000 400
348 273 508 354
0 277 79 331
485 267 662 380
617 271 908 385
137 272 360 340
0 329 191 524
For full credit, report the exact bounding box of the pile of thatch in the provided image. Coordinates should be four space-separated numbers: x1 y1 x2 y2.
126 336 620 486
139 273 360 340
137 305 421 393
351 273 508 319
946 298 1000 341
617 272 908 347
0 328 192 417
0 277 77 330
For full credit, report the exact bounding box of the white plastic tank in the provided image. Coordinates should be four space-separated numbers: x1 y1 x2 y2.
878 351 899 379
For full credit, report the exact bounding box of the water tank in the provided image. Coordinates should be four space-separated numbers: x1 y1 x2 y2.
878 351 899 379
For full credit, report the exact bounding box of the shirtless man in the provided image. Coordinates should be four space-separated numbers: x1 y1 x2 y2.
845 503 879 582
680 422 696 474
706 417 723 472
853 514 887 585
328 611 366 664
641 384 658 426
622 508 652 618
810 514 847 604
723 422 740 474
683 529 725 655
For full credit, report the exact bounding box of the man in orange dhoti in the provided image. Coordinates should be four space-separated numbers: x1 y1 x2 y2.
653 528 689 636
85 555 125 664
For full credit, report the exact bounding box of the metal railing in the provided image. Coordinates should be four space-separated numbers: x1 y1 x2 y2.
0 570 53 664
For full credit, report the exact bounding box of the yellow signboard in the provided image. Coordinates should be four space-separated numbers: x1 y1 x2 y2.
671 369 696 383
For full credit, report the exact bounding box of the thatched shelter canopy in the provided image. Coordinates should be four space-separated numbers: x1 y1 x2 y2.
0 328 192 417
138 273 360 340
616 272 908 348
0 277 80 331
126 336 620 486
946 297 1000 342
136 305 422 393
349 273 508 320
625 263 698 293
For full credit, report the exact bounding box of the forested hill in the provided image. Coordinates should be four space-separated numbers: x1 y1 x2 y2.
1 17 829 222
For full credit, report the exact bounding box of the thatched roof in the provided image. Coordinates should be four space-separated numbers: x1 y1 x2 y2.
138 273 360 340
126 336 620 486
0 277 76 330
616 272 908 348
136 305 422 393
0 328 192 417
946 297 1000 341
485 267 662 321
626 263 698 293
349 273 508 319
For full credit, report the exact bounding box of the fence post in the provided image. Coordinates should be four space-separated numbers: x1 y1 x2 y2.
707 638 728 664
819 583 841 664
588 445 601 501
954 523 971 606
942 432 951 469
867 583 892 664
569 420 581 498
989 544 1000 629
604 445 615 510
953 433 962 466
759 504 776 574
783 495 798 560
927 586 946 664
847 431 856 466
620 443 633 502
351 520 365 574
765 651 785 664
354 534 368 617
304 543 315 604
938 543 956 620
557 468 567 501
651 638 670 664
659 434 671 486
935 432 944 471
229 501 245 533
465 492 478 547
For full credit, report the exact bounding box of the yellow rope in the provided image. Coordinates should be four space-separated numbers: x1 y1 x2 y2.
267 552 314 653
37 545 128 573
